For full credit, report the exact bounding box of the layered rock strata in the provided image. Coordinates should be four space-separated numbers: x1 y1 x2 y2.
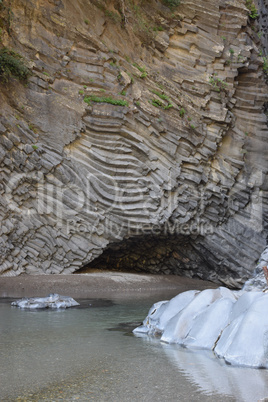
0 0 267 287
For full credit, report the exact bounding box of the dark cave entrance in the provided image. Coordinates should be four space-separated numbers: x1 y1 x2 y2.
76 234 217 282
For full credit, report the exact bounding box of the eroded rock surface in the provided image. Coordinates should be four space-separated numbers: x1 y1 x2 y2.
243 245 268 290
0 0 267 287
11 293 79 309
133 286 268 368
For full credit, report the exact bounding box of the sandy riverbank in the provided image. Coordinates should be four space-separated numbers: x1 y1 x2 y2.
0 271 218 300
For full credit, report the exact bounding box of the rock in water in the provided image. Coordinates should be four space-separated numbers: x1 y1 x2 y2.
214 293 268 368
11 294 80 309
133 288 268 368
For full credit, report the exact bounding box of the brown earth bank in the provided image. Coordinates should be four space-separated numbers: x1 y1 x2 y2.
0 271 218 299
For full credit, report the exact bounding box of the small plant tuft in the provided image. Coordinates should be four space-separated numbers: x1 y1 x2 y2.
150 98 164 108
140 72 147 79
162 0 181 9
0 48 31 82
133 63 145 72
263 56 268 74
84 95 128 107
151 89 169 101
153 26 164 32
133 62 147 75
179 108 185 118
109 61 118 68
209 74 227 92
104 9 122 23
150 89 173 110
164 103 173 110
245 0 258 19
157 83 165 90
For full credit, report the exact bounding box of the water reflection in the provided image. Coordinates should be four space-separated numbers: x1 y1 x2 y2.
1 296 268 401
134 333 268 401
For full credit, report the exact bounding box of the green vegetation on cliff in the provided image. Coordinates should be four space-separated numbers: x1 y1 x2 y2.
162 0 180 8
0 1 30 82
0 48 30 82
245 0 258 19
84 94 129 106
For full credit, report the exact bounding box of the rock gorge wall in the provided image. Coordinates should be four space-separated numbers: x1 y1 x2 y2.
0 0 267 287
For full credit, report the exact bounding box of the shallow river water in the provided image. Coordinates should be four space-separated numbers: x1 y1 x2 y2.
1 291 268 402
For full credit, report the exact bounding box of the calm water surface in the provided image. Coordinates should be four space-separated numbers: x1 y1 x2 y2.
1 292 268 402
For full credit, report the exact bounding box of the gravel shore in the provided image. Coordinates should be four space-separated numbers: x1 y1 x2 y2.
0 271 218 300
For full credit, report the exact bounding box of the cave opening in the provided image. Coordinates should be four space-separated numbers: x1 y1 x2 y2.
76 234 216 282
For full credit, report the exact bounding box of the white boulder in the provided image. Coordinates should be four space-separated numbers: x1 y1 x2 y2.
134 287 268 368
215 293 268 368
11 293 80 309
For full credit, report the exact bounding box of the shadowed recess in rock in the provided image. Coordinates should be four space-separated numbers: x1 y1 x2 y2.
76 234 242 288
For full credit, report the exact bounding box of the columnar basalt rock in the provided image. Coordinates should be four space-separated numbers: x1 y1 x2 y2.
258 0 268 52
0 0 267 287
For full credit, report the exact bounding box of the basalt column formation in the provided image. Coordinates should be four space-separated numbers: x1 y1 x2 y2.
0 0 267 288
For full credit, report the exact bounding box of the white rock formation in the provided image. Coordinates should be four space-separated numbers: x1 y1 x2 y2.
11 293 80 309
133 286 268 368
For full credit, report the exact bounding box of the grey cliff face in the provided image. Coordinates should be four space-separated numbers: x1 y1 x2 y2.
0 0 267 287
258 0 268 53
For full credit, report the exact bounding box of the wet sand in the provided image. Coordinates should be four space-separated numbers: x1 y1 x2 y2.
0 271 218 299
